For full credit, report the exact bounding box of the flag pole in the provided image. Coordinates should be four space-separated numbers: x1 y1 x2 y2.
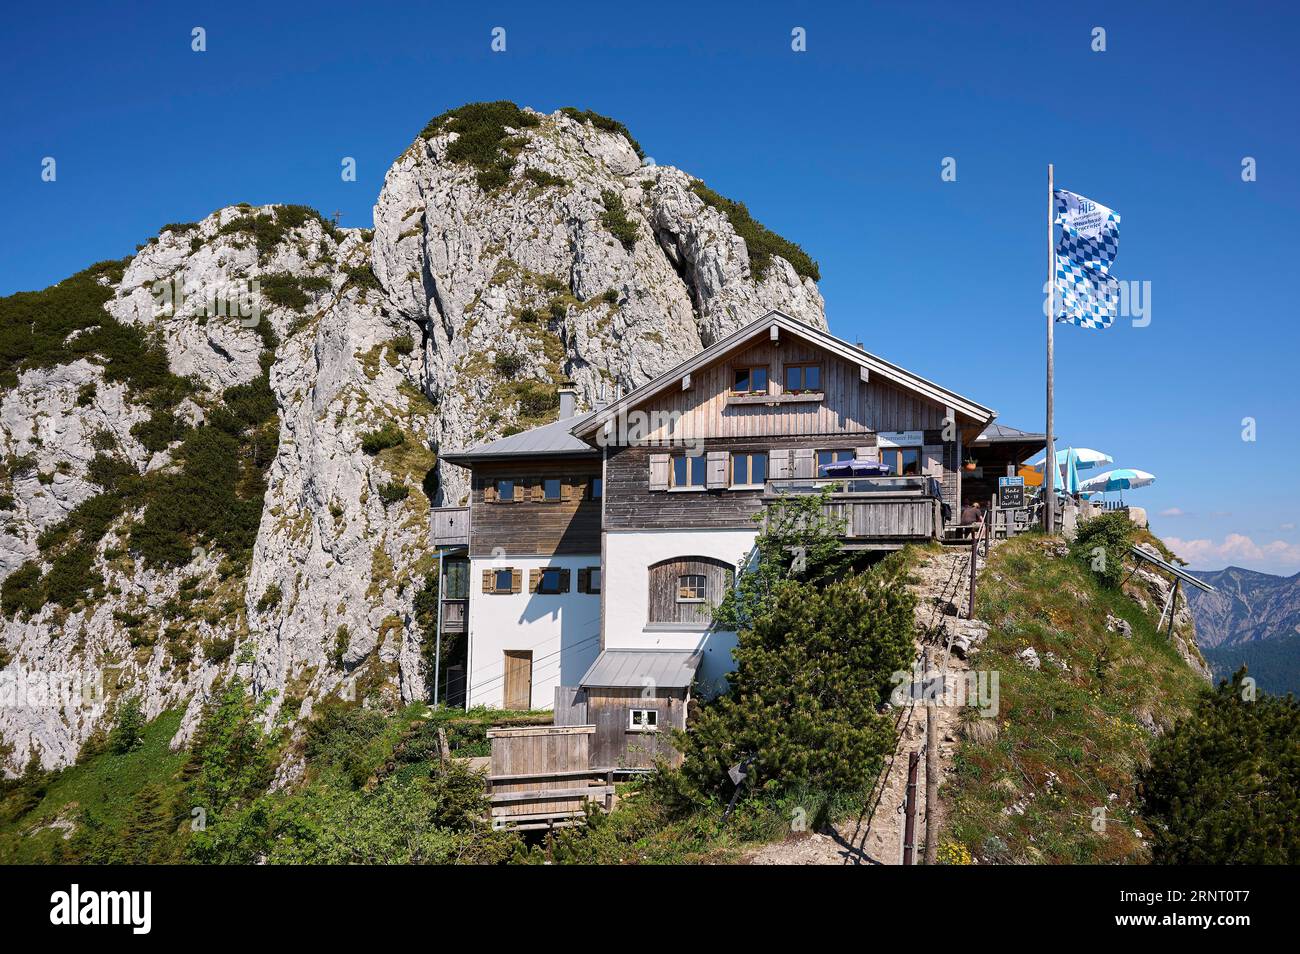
1045 163 1056 534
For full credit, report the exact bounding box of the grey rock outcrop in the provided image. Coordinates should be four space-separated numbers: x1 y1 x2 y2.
0 106 826 772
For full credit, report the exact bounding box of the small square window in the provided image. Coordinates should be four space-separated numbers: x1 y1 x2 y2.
538 568 564 594
629 708 659 731
678 574 706 602
732 366 768 394
784 364 822 393
495 478 516 502
542 477 562 501
731 452 768 486
493 568 513 593
588 568 602 593
672 454 706 488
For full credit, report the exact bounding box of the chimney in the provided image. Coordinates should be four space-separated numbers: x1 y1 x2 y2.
558 385 577 420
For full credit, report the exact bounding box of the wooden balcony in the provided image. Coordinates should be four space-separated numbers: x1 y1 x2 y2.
430 506 470 547
762 476 943 548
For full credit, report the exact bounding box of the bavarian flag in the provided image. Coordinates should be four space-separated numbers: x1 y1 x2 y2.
1054 189 1121 330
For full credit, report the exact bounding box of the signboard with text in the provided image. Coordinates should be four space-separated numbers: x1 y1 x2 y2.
998 476 1025 509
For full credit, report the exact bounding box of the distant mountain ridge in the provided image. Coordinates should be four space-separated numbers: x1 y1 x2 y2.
1185 565 1300 648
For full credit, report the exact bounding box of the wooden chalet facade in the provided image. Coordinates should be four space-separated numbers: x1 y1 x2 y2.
438 310 999 769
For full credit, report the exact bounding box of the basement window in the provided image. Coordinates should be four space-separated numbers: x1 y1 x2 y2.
628 708 659 732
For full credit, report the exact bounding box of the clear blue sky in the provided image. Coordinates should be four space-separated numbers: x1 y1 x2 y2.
3 1 1298 572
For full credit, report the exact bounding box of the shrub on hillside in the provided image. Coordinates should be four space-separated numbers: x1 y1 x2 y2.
1141 669 1300 863
680 566 915 797
360 422 405 455
1069 510 1134 588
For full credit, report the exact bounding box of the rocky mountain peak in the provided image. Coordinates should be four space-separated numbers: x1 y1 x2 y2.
0 102 826 773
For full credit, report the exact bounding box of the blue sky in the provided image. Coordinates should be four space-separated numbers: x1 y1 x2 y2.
3 1 1298 572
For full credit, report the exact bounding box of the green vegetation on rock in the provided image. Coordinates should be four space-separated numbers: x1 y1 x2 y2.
690 182 820 282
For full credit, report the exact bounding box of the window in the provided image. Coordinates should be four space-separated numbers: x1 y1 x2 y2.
883 447 922 476
542 477 562 502
589 476 603 500
537 568 565 594
731 451 768 487
493 568 513 593
494 478 515 502
817 448 855 471
677 574 706 602
671 453 707 489
628 708 659 732
444 559 469 599
588 568 601 593
732 366 769 394
784 363 822 393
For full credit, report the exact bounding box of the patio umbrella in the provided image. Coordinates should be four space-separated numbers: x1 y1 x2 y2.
820 458 894 477
1062 447 1082 495
1078 468 1155 494
1030 447 1114 472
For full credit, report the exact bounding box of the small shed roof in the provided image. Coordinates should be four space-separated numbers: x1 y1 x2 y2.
579 650 703 690
440 410 600 464
972 422 1046 444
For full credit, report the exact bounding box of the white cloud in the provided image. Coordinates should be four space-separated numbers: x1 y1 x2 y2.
1158 507 1186 517
1166 533 1300 572
1281 522 1296 532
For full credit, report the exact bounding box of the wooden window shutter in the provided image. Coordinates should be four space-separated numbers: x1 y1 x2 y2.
578 568 590 593
510 568 522 593
648 453 670 491
793 448 815 479
561 478 572 502
528 568 541 592
856 446 876 461
769 448 791 480
482 568 496 593
707 451 727 488
483 479 496 503
559 568 571 592
923 445 944 477
528 478 542 503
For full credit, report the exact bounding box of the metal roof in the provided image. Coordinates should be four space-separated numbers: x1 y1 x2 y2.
973 423 1046 443
440 410 600 464
579 650 703 690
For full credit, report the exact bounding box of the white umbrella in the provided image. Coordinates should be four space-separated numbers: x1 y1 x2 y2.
1078 468 1155 494
1030 447 1114 471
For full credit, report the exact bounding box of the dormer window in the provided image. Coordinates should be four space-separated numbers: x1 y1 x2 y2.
784 363 822 393
732 366 769 394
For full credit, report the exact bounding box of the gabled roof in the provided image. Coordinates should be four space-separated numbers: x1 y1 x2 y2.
440 410 599 464
572 310 996 441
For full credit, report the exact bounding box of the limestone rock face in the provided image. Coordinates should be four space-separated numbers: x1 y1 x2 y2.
0 106 826 772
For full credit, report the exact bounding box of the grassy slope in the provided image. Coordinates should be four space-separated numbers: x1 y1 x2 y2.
943 534 1204 864
0 709 188 863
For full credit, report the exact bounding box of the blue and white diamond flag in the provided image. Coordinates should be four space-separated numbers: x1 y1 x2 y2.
1053 189 1121 330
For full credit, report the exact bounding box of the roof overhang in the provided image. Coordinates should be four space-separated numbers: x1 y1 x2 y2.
572 310 996 442
579 649 703 690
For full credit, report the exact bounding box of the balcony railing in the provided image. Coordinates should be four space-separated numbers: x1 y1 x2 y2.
762 476 943 543
763 475 940 498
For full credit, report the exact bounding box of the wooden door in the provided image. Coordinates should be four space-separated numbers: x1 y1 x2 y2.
503 651 533 710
